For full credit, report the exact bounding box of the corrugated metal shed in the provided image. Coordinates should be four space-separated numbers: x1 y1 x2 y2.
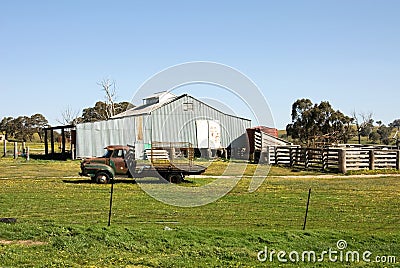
76 93 251 158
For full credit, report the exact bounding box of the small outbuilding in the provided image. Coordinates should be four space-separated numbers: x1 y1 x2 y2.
247 126 293 163
75 92 251 159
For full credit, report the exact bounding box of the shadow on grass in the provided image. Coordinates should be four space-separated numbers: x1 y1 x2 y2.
62 179 93 184
62 178 195 185
62 179 135 184
29 154 71 161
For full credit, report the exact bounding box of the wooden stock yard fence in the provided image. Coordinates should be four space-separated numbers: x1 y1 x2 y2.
263 145 400 173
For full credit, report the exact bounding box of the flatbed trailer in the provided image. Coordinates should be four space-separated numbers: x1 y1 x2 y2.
124 146 206 183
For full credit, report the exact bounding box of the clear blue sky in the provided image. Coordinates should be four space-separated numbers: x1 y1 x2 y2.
1 0 399 129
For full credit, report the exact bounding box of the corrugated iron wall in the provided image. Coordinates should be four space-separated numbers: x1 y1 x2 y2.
149 95 250 148
76 116 137 157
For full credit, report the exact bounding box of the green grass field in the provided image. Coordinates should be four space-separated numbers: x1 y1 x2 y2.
0 158 399 267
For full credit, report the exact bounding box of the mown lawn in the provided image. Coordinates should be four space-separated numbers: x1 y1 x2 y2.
0 158 399 267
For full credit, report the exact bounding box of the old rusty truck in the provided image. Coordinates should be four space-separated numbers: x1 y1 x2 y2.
79 144 206 184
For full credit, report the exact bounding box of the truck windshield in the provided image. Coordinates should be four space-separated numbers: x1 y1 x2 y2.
102 150 113 158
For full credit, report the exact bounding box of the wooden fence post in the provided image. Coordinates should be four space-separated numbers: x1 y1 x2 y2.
26 146 30 161
274 147 278 165
292 147 297 167
304 148 309 169
322 149 327 170
338 149 347 174
13 142 18 159
290 147 295 167
3 139 6 157
369 150 375 170
265 146 270 165
396 150 400 171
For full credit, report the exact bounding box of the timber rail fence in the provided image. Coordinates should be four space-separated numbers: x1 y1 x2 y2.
264 145 400 173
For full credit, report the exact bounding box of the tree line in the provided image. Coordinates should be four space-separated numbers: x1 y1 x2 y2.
0 101 133 142
0 114 48 142
286 98 400 146
0 79 133 142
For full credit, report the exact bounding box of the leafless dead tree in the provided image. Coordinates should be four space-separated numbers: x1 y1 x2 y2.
98 79 117 119
57 106 80 125
352 110 374 143
351 110 361 144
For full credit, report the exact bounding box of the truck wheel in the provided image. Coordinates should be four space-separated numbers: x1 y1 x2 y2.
167 173 183 184
95 172 111 184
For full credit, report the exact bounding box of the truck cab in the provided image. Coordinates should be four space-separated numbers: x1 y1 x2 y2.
79 145 131 183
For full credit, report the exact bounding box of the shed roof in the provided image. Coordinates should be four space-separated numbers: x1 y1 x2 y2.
111 93 251 122
111 94 183 119
143 91 176 100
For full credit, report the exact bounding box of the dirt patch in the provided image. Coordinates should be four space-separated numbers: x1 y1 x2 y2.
0 239 47 246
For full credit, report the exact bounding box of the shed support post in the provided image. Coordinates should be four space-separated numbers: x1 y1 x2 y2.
61 128 66 159
71 144 75 160
3 139 6 157
13 142 18 159
50 130 54 156
338 149 347 174
369 150 375 170
44 129 48 156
